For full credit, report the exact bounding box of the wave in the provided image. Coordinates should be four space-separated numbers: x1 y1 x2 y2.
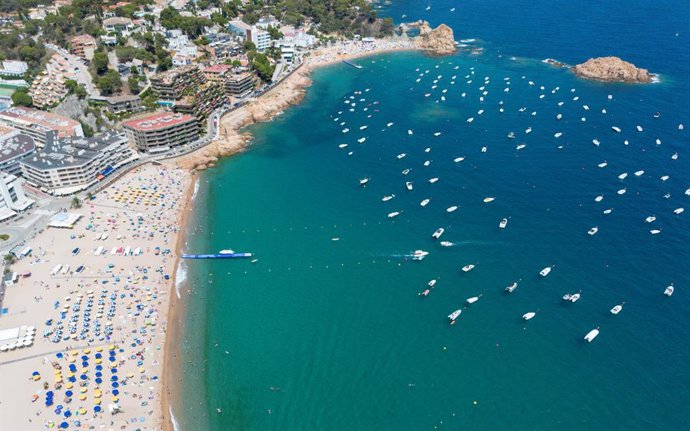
191 179 200 201
169 405 180 431
175 260 187 300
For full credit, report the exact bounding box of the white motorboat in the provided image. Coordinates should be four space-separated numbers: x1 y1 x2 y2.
554 132 563 138
338 144 348 148
525 127 532 134
411 250 429 261
432 228 445 239
674 208 685 215
588 227 598 236
481 146 487 152
645 215 656 223
466 295 481 304
584 328 600 342
522 311 536 321
556 114 562 120
219 249 235 254
672 152 678 160
611 126 621 132
440 241 453 247
402 168 410 175
434 132 442 137
569 291 581 302
396 153 407 159
424 147 431 153
408 129 413 135
592 139 600 146
453 157 465 163
506 282 518 293
461 264 475 272
406 181 413 191
429 177 439 184
507 131 516 139
448 309 462 324
342 128 350 133
539 266 552 277
467 117 474 123
360 125 368 130
595 195 604 202
650 229 661 235
656 138 662 145
387 122 394 127
446 206 458 213
516 144 526 150
610 303 624 315
634 170 644 176
664 284 674 296
636 125 643 132
686 188 690 196
423 160 431 167
562 293 572 301
499 218 508 229
603 208 613 214
428 279 437 288
618 172 628 180
617 188 626 195
598 161 608 168
387 211 400 218
357 137 366 143
661 175 670 182
359 178 369 186
420 198 430 207
382 194 395 202
483 197 495 203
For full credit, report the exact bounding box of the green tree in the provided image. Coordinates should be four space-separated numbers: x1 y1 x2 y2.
267 25 283 40
242 40 256 52
11 90 32 107
128 76 140 94
92 51 109 76
96 70 122 96
71 196 81 208
65 79 87 99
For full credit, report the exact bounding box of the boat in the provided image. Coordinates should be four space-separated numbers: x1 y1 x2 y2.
611 126 621 132
568 291 581 302
405 181 413 191
440 241 453 247
592 139 600 146
466 295 481 304
618 172 628 180
516 144 526 150
554 132 563 138
423 160 431 167
617 188 626 195
432 228 445 239
428 279 437 288
396 153 406 159
656 138 662 145
499 218 508 229
636 125 643 132
598 161 608 168
448 309 462 324
539 266 552 277
219 249 235 254
525 127 532 134
522 311 536 320
461 264 475 272
587 226 598 236
556 114 562 120
661 175 670 182
664 284 674 296
408 129 413 135
382 194 395 202
182 252 253 259
342 128 350 133
672 152 678 160
338 144 348 148
419 289 430 297
357 137 366 143
402 168 410 175
483 197 495 203
634 170 644 176
645 215 656 223
429 177 439 184
610 303 624 315
650 229 661 235
507 132 515 139
505 282 518 293
411 250 428 261
434 132 442 137
674 208 685 215
454 157 465 163
420 198 430 207
562 293 572 301
584 328 600 342
446 206 458 213
359 178 369 186
481 146 487 152
387 211 400 218
342 59 362 69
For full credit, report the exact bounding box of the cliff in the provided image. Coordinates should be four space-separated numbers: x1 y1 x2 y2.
571 56 653 83
416 22 456 56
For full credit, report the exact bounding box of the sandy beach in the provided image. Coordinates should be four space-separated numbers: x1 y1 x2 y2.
0 163 191 430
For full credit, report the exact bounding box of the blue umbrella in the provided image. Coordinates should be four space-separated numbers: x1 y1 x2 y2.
65 391 73 397
110 376 118 382
64 410 72 418
81 356 88 361
95 372 102 378
80 374 88 380
69 364 77 371
56 353 64 358
68 376 76 383
94 406 102 413
95 378 102 384
59 421 68 429
95 365 103 371
112 382 119 388
111 368 117 373
32 371 40 376
46 391 54 397
112 389 119 396
95 353 102 359
82 362 89 367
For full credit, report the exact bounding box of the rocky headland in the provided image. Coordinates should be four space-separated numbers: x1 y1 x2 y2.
415 22 457 56
571 56 654 83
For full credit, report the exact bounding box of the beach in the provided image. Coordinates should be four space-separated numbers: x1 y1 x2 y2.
0 163 191 430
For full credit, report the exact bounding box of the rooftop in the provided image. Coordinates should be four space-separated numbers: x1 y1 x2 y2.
21 131 127 171
204 64 230 74
122 112 196 132
150 64 200 85
0 107 80 138
0 132 36 164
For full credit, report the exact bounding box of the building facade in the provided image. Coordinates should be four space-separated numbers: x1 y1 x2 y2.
0 107 83 147
149 65 206 101
20 131 137 195
103 95 143 115
174 82 226 121
123 112 199 153
226 71 254 97
71 34 97 60
0 173 34 221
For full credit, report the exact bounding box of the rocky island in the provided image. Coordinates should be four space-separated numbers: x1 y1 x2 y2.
571 56 654 83
415 22 457 56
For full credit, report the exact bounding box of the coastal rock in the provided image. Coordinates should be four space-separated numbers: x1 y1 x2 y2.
571 56 653 83
417 22 456 56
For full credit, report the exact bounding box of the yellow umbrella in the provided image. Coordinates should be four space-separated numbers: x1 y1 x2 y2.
78 408 87 415
126 372 134 378
139 367 145 373
83 349 91 354
95 347 103 352
111 396 119 402
70 350 79 356
95 359 102 364
32 375 41 381
80 387 87 393
79 395 87 401
66 383 73 389
108 345 115 351
94 399 101 405
68 357 76 363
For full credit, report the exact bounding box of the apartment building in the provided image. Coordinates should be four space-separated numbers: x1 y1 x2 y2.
0 125 36 176
71 34 97 60
123 112 199 153
0 107 83 147
149 65 206 101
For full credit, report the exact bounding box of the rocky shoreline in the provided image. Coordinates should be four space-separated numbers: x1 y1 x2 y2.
571 56 655 83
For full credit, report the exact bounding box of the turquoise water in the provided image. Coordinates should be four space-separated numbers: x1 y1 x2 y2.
175 2 690 430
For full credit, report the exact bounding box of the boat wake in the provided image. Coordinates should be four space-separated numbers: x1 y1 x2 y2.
175 260 188 299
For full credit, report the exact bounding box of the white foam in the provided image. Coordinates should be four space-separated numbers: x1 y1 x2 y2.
175 260 187 300
169 405 181 431
191 179 200 201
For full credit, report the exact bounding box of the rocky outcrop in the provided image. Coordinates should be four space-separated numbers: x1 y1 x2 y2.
416 22 456 56
571 56 654 83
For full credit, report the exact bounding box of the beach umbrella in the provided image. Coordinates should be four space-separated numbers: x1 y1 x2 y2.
95 365 102 371
94 406 102 413
111 368 117 373
56 353 64 359
126 372 134 378
78 395 86 401
64 410 72 418
78 408 86 415
32 371 40 376
65 384 73 390
95 359 102 364
111 396 119 402
65 391 73 397
111 382 119 388
112 389 119 396
95 372 102 378
59 421 68 429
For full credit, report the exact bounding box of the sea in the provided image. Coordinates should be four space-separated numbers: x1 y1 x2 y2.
173 1 690 429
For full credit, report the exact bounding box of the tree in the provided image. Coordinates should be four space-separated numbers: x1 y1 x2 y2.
92 51 109 76
86 192 93 200
251 52 274 82
65 79 87 99
96 70 122 96
242 40 256 52
0 234 9 241
4 254 16 265
80 121 94 137
267 25 283 40
128 76 140 94
379 17 394 37
11 90 32 107
71 196 81 209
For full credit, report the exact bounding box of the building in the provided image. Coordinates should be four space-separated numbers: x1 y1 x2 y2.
228 21 272 52
103 17 137 36
203 64 231 82
149 65 206 101
226 71 254 97
0 107 83 147
0 60 28 77
123 112 199 153
71 34 97 60
0 125 36 176
20 131 137 195
103 95 142 115
28 53 87 108
0 173 33 221
174 81 226 121
280 42 295 64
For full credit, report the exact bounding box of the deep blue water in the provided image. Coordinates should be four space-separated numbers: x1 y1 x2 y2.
174 2 690 430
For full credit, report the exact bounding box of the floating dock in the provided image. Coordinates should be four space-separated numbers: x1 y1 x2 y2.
342 60 363 69
181 253 253 260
